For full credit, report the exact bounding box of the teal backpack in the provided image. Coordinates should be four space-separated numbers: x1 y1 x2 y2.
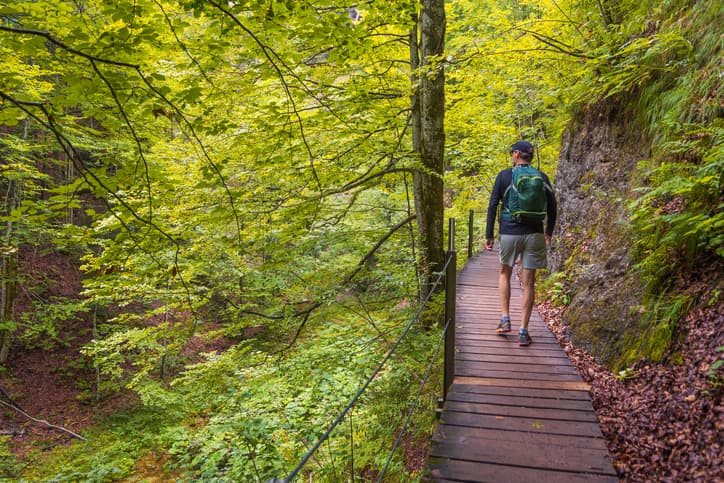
503 165 547 224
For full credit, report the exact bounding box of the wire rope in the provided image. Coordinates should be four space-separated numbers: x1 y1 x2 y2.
376 316 451 481
283 254 454 482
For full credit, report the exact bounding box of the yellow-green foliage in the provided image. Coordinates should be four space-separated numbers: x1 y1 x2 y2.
0 436 23 480
629 1 722 305
445 0 576 229
537 271 571 307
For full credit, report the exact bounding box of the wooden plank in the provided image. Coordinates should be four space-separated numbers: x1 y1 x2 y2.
445 391 595 412
429 439 617 476
427 459 619 482
457 277 500 285
454 357 574 370
456 320 549 327
450 383 591 401
457 288 503 293
455 344 567 358
456 328 554 337
457 321 549 328
440 411 606 438
455 347 571 359
454 360 579 375
456 318 549 326
455 319 545 326
455 330 555 337
455 331 551 340
455 322 553 331
433 425 608 451
456 346 565 359
454 350 573 365
454 367 583 382
457 334 559 344
443 401 600 423
457 339 561 349
453 376 590 391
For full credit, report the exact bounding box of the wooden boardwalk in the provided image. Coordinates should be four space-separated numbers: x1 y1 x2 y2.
426 251 618 482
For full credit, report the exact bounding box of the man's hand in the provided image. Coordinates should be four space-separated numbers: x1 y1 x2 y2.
485 238 494 251
545 234 551 246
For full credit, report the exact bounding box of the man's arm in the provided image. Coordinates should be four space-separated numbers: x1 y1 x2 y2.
485 172 503 249
544 174 557 240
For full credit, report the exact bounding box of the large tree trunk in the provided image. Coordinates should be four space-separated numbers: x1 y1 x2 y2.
0 122 25 365
0 247 17 364
0 191 17 365
412 0 446 300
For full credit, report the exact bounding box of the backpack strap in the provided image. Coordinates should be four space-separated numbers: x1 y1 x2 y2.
501 166 516 220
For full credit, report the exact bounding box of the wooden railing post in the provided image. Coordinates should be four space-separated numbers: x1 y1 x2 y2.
444 218 456 401
467 209 474 259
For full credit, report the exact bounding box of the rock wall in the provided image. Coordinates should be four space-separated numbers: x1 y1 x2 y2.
550 97 651 369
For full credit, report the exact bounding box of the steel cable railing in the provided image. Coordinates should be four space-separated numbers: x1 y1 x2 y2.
375 315 452 481
279 218 460 482
282 254 453 482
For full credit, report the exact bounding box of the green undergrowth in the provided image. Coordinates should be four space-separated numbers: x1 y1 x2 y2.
537 271 572 308
624 0 722 367
602 0 722 291
21 407 180 482
614 293 694 372
157 318 441 481
23 305 442 482
708 346 724 387
0 436 25 480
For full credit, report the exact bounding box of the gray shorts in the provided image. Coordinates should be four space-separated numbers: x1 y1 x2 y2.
499 233 547 269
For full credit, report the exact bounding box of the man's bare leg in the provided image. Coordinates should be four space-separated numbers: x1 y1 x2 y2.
519 268 536 330
499 264 513 318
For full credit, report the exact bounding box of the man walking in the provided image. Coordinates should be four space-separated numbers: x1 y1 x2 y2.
484 140 557 346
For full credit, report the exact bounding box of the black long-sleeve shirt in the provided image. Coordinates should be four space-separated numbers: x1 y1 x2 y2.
485 165 557 239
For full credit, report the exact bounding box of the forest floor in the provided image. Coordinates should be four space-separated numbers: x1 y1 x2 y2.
0 249 136 472
539 266 724 481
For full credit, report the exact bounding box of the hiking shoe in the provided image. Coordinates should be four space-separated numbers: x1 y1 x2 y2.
519 328 533 346
496 316 511 334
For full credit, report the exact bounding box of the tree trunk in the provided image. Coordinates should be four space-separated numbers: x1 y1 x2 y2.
0 150 22 365
412 0 446 300
0 217 17 365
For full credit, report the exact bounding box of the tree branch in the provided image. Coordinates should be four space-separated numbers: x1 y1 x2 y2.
519 28 592 59
2 19 244 249
3 95 202 335
0 399 86 441
152 0 214 86
207 0 324 195
344 214 416 285
0 25 140 69
0 92 47 107
88 59 155 229
274 214 416 353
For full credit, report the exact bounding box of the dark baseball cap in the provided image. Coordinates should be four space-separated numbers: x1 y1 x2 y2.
510 140 534 154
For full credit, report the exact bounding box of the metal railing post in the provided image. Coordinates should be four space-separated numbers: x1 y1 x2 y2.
444 218 456 401
468 209 474 259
